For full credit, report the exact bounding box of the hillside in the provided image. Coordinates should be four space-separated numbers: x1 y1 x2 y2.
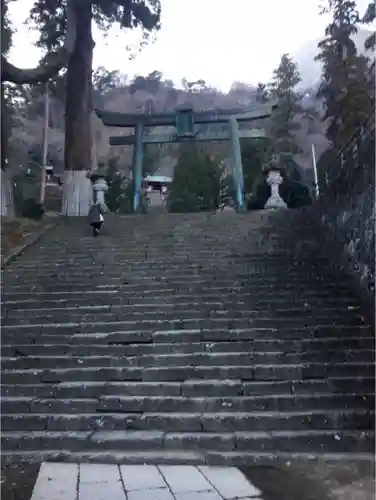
93 27 374 177
8 29 373 181
96 85 323 178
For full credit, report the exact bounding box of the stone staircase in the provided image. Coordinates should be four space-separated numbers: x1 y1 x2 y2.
1 211 374 465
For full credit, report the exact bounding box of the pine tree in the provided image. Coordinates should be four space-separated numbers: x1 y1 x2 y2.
362 2 375 52
255 83 270 103
168 144 221 213
241 138 270 194
268 54 303 171
316 0 372 149
362 2 375 87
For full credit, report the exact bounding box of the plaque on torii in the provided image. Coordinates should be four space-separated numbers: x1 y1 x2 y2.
95 102 277 212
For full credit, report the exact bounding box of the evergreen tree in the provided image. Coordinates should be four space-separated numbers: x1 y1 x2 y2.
241 138 270 195
1 0 77 84
268 53 303 173
268 54 302 154
1 0 12 57
315 0 372 149
3 0 161 215
143 144 164 178
168 144 221 213
216 161 233 210
255 83 270 103
218 175 233 210
244 57 313 211
92 66 127 107
103 159 126 213
1 0 13 173
1 0 19 214
362 2 375 87
362 2 375 53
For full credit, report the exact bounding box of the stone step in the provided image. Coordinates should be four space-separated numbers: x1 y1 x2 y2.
2 327 373 347
3 316 367 333
31 233 284 242
3 283 355 299
3 306 364 324
2 211 374 463
2 449 375 466
2 393 374 414
2 272 353 286
2 409 373 432
1 258 341 271
150 326 373 343
7 238 305 248
22 242 292 251
1 282 351 296
3 248 303 260
3 264 342 278
2 349 374 371
2 280 355 294
1 288 359 307
1 429 374 454
3 300 362 315
2 315 368 333
1 295 362 311
4 246 338 257
2 363 374 385
3 337 373 356
4 255 343 272
23 235 338 245
5 274 314 285
16 250 317 259
2 378 374 399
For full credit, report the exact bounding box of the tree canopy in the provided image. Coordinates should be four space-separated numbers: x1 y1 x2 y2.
168 144 222 213
315 0 373 149
1 0 77 84
2 0 161 85
268 54 303 162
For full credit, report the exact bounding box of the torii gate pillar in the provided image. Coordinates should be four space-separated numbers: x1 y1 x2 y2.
132 123 144 212
229 117 245 212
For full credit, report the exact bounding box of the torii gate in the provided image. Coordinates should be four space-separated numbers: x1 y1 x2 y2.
96 102 277 212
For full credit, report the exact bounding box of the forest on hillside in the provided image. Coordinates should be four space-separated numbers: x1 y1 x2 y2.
1 0 375 215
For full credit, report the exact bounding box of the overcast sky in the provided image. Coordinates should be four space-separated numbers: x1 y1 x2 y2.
8 0 370 92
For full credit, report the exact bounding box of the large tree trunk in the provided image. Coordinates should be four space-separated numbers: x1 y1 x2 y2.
1 0 77 84
1 169 14 217
62 170 92 215
1 83 15 217
62 0 93 216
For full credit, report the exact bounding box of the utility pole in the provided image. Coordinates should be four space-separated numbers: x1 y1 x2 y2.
40 81 49 204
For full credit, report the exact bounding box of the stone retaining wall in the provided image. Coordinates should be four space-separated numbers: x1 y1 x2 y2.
308 116 375 308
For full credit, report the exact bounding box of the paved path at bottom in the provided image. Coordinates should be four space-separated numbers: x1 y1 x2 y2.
30 463 262 500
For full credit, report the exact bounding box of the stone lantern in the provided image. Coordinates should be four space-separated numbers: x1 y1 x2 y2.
87 170 109 212
262 156 287 210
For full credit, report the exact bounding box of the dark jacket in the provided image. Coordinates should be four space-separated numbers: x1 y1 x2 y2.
88 203 103 225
